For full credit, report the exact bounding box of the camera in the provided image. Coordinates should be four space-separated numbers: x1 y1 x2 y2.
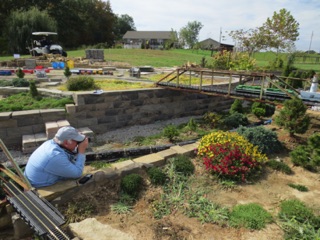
78 137 91 144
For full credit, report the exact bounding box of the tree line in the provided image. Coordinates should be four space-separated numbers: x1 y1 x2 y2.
0 0 136 55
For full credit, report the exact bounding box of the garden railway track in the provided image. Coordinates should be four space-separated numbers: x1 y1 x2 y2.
3 181 70 240
0 140 70 239
155 67 320 107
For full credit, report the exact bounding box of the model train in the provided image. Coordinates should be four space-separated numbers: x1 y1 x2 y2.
235 85 295 98
235 84 320 103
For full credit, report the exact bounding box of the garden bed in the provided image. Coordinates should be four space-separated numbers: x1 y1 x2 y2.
61 118 320 240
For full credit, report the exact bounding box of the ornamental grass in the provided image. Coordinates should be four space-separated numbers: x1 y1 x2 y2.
197 131 268 182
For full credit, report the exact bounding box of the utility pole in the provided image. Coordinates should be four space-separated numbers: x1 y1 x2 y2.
219 27 222 51
308 31 313 54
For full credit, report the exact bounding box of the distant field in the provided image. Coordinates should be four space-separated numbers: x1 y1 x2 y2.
0 49 319 72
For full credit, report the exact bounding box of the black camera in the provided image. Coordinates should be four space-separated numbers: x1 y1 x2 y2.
78 137 91 144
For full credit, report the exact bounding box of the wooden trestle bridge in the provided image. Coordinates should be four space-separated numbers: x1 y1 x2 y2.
155 67 318 106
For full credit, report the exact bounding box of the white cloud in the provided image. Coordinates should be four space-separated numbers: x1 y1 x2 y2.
110 0 320 51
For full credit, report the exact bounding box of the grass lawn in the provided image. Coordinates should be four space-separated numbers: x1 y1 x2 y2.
0 49 319 72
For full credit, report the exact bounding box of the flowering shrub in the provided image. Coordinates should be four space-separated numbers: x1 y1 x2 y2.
208 50 256 71
197 131 267 182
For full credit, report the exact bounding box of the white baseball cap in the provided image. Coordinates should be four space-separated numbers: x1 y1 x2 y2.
55 126 85 142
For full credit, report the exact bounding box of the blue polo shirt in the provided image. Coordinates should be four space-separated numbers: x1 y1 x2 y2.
24 139 86 188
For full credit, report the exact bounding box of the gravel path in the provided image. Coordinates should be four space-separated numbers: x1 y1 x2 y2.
96 115 200 143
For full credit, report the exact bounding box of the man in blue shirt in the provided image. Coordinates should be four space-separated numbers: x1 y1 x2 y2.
24 126 89 188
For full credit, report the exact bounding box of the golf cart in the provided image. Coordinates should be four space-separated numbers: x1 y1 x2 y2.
29 32 67 57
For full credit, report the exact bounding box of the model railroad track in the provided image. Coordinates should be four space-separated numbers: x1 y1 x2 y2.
156 82 320 107
3 181 70 240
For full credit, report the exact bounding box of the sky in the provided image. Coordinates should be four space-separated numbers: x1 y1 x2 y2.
109 0 320 52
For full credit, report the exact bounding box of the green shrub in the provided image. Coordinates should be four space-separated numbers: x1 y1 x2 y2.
229 99 243 114
278 199 317 225
236 126 282 155
280 217 320 240
252 107 265 118
289 142 320 171
172 155 194 176
163 124 179 142
12 78 29 87
29 80 38 98
223 112 248 129
290 145 310 166
251 102 275 118
275 97 310 137
16 68 25 78
120 173 143 197
64 66 72 79
147 167 167 185
186 118 197 131
203 112 221 128
0 80 12 86
266 160 293 174
66 76 97 91
229 203 273 230
288 183 309 192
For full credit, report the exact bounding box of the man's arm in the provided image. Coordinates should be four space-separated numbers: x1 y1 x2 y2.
44 152 86 179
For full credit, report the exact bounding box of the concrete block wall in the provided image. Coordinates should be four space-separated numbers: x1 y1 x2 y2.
0 88 233 148
0 109 67 147
67 88 234 134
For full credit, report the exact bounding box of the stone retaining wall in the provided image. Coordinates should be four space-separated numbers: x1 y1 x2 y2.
0 88 233 148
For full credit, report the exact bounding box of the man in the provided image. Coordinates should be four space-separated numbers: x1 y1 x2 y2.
24 126 89 188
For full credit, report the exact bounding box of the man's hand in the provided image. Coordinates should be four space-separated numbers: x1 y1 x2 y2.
78 138 89 154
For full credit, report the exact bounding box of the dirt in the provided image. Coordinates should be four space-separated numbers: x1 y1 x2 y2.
62 118 320 240
2 113 320 240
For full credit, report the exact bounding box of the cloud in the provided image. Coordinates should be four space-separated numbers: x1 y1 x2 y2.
110 0 320 51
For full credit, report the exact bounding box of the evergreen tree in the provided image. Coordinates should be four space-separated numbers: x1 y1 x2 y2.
229 99 243 114
64 66 72 79
275 98 310 137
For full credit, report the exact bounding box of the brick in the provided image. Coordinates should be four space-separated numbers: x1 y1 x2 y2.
77 127 94 138
66 104 76 114
179 143 198 152
34 133 47 144
133 153 165 167
0 112 12 120
170 145 191 155
0 119 17 128
45 122 59 139
12 110 40 118
22 134 37 148
155 148 177 161
57 120 70 128
111 160 135 171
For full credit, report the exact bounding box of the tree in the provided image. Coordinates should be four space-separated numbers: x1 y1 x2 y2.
228 28 265 55
114 14 136 41
275 98 310 137
64 66 72 79
6 7 57 54
179 21 203 49
165 29 178 49
229 99 243 114
260 8 299 53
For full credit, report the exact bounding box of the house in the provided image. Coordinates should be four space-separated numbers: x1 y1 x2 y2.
198 38 234 51
122 31 173 49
